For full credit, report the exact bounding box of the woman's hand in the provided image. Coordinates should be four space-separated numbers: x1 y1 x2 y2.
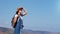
23 9 27 15
20 9 27 16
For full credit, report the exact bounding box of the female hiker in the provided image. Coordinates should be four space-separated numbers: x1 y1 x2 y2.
11 7 27 34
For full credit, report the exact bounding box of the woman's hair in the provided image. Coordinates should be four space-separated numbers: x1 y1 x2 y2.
16 7 23 14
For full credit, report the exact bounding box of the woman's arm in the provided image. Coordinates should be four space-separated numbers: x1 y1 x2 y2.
11 14 19 27
21 9 27 16
13 14 18 23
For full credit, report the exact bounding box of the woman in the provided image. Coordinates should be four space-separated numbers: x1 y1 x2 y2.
12 7 27 34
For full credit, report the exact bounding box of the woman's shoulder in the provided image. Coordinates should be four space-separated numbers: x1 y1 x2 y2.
14 14 18 17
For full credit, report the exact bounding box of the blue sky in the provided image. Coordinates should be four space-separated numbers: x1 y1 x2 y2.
0 0 60 32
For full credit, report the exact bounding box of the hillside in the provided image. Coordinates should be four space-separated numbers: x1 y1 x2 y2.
0 27 60 34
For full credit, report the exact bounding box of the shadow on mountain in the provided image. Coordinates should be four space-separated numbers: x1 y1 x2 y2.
0 27 60 34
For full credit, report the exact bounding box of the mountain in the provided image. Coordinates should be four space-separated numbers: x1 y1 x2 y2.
0 27 60 34
0 27 13 34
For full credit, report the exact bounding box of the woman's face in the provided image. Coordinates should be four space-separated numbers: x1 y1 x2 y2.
18 10 22 15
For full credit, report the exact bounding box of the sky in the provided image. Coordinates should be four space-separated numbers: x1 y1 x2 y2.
0 0 60 32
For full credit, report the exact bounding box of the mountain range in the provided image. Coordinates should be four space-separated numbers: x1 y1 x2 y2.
0 27 60 34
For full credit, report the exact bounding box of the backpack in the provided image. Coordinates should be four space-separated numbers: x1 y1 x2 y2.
11 15 18 28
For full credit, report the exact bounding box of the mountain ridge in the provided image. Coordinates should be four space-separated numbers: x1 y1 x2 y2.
0 27 60 34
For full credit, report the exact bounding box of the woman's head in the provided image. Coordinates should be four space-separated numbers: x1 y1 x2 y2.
16 7 23 14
